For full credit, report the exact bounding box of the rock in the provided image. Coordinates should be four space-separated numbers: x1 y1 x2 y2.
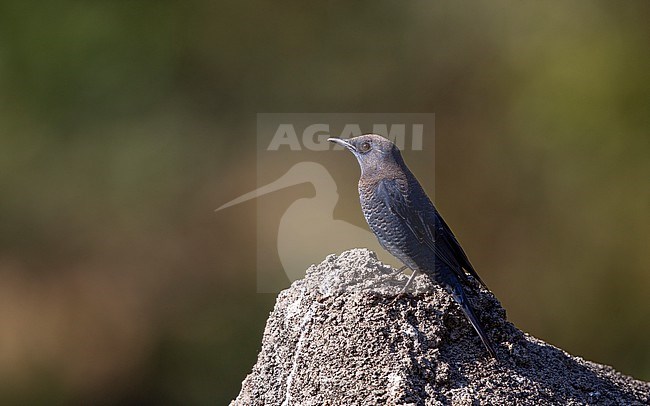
231 249 650 405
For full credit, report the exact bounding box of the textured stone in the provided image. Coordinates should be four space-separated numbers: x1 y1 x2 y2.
231 249 650 405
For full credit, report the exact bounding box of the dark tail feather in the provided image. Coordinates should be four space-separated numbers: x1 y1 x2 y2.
452 284 498 359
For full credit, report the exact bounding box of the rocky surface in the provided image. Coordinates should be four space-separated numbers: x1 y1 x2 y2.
231 249 650 405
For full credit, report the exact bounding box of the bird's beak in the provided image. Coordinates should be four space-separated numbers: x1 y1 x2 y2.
328 137 356 152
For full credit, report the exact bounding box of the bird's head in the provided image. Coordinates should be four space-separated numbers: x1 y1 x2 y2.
328 134 404 177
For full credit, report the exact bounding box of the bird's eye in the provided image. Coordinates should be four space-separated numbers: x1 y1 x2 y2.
359 141 371 153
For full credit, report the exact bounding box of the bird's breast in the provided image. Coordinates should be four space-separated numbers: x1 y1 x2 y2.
358 180 422 269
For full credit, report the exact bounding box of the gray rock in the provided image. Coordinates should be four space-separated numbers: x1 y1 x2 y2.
231 249 650 405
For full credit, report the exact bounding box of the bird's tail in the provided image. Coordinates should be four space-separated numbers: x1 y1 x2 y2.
450 282 498 359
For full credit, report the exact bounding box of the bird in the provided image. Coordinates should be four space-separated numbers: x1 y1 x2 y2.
328 134 497 359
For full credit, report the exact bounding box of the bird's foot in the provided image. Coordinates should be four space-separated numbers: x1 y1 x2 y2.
367 266 409 290
389 291 408 305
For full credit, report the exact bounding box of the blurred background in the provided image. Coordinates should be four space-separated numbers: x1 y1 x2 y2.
1 1 649 404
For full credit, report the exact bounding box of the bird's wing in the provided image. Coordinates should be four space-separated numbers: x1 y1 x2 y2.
376 178 487 288
376 179 459 271
433 209 488 288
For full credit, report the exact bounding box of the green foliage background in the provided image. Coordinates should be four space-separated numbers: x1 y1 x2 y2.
0 1 648 404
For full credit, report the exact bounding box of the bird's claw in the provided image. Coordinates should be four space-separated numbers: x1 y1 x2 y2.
389 292 407 305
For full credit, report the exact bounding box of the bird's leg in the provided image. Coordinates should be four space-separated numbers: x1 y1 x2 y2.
401 269 419 293
390 265 408 278
390 269 419 304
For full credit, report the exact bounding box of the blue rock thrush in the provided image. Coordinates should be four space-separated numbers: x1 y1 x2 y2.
328 134 497 359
